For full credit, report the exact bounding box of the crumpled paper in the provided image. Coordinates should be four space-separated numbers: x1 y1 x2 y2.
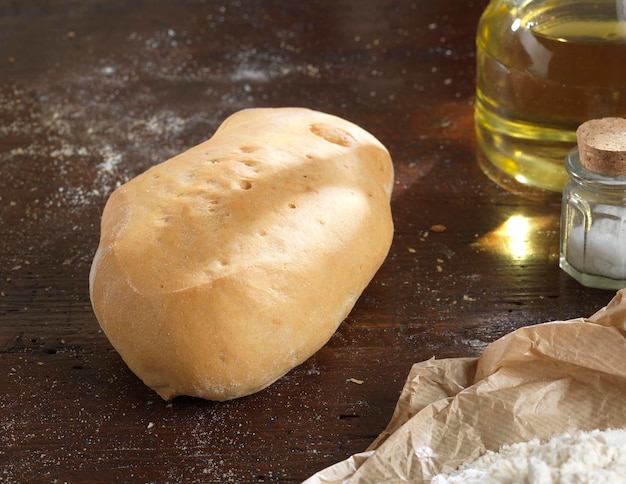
304 289 626 483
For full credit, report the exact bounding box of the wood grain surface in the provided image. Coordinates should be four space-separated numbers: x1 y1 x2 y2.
0 1 615 482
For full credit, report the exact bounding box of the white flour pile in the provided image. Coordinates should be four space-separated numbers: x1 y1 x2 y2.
432 428 626 483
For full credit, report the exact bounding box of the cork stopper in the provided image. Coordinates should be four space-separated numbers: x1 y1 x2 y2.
576 117 626 176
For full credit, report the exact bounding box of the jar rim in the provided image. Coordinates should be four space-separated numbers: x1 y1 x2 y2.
566 147 626 189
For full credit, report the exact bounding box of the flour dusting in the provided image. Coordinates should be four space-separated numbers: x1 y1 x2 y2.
433 428 626 483
1 24 323 216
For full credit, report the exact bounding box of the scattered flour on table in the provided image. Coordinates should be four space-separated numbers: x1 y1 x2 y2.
432 428 626 484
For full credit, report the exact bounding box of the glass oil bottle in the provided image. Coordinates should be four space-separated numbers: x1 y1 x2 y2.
476 0 626 193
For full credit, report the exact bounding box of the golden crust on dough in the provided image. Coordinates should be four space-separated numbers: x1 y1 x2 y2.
89 107 394 401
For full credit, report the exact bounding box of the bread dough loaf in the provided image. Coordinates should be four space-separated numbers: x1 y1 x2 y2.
89 107 394 401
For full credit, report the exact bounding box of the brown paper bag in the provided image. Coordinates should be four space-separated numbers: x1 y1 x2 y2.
305 289 626 483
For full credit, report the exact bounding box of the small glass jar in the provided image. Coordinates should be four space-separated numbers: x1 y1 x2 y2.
560 148 626 289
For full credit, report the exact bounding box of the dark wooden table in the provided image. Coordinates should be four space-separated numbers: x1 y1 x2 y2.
0 1 615 482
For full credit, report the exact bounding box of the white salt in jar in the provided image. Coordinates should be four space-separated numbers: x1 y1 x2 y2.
560 118 626 290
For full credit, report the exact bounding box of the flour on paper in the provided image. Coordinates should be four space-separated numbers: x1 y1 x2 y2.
432 428 626 483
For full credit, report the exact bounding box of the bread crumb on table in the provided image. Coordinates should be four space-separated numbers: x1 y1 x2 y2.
430 224 447 233
347 378 364 385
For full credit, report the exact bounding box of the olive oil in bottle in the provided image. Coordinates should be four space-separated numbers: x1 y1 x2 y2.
475 0 626 192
